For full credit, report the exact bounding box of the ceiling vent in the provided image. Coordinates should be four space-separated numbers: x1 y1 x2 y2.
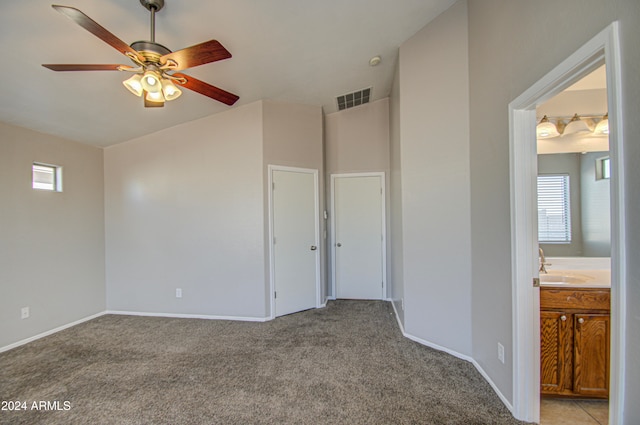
336 87 371 111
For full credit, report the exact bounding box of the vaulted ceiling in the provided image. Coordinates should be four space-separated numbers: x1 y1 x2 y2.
0 0 456 147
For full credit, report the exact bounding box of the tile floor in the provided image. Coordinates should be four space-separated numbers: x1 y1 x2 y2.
540 398 609 425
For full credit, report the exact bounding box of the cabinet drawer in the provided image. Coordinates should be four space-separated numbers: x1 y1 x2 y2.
540 288 610 311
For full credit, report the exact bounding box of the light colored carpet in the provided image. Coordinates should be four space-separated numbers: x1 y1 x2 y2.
0 300 528 424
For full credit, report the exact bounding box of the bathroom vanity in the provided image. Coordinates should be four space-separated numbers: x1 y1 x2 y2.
540 285 610 398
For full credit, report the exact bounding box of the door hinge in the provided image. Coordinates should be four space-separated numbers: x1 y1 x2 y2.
273 236 276 244
533 277 540 287
274 291 277 299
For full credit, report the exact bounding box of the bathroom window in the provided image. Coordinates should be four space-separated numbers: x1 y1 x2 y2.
596 156 611 180
537 174 571 243
32 163 62 192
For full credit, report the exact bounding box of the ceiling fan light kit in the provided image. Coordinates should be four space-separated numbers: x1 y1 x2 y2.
43 1 239 108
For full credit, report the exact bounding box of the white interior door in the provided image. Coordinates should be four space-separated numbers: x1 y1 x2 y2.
271 167 319 317
333 174 385 300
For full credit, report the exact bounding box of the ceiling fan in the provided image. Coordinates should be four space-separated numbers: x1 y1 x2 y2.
42 0 239 108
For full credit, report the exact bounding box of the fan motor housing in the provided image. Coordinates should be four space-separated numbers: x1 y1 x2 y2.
140 0 165 12
130 41 171 63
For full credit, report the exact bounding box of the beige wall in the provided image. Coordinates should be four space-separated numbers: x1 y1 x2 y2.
262 100 325 304
325 99 391 298
467 0 640 418
105 102 267 319
394 0 472 356
0 122 105 348
325 99 390 174
104 99 325 319
389 60 404 323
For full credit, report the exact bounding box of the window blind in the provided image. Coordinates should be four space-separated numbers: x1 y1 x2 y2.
32 164 56 190
537 174 571 243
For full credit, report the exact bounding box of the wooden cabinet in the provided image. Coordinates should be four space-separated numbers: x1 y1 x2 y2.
540 287 610 398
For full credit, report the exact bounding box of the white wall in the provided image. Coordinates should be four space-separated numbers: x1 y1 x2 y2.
0 122 105 349
325 99 391 298
104 102 267 319
467 0 640 418
395 0 472 356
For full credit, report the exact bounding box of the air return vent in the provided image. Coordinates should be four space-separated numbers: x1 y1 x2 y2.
336 87 371 111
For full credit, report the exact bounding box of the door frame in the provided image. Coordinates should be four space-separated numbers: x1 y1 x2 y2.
268 165 322 319
508 23 625 423
330 172 387 300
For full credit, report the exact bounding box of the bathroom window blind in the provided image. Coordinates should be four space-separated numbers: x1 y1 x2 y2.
537 174 571 243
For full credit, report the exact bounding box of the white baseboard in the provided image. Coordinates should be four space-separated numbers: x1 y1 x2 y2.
470 359 514 414
0 311 106 353
390 299 406 334
106 310 269 322
389 301 513 415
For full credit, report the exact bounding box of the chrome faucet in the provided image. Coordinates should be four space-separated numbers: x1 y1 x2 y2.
539 247 551 274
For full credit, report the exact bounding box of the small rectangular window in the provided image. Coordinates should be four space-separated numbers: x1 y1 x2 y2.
596 157 610 180
538 174 571 243
32 163 62 192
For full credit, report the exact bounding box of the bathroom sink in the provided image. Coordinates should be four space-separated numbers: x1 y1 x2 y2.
540 273 591 284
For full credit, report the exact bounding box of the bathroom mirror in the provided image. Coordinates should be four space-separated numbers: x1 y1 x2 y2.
536 65 610 258
537 150 611 257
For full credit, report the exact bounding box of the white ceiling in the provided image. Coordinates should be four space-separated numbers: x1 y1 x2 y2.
0 0 456 147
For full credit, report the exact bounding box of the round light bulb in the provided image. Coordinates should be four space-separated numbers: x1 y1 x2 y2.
141 70 162 93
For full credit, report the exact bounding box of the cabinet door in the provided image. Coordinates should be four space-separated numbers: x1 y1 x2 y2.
574 313 610 397
540 311 572 394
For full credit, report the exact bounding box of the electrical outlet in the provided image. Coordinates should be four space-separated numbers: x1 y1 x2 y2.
498 342 505 364
175 288 182 298
21 306 30 319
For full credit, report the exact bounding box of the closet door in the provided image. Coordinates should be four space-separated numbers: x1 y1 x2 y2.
333 174 385 300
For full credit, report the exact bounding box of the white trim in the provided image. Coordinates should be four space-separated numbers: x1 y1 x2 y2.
0 311 106 353
330 172 387 300
389 301 513 413
267 165 322 320
390 298 406 334
508 22 624 423
471 359 515 414
106 310 269 322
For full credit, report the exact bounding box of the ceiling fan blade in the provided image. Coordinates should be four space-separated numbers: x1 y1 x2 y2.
52 5 144 63
42 64 126 71
161 40 231 71
172 73 239 106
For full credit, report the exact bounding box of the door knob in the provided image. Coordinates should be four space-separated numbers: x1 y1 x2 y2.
336 243 342 247
578 318 585 324
560 315 567 322
310 245 317 251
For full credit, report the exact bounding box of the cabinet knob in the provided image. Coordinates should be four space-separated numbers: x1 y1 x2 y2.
578 318 585 324
560 315 567 322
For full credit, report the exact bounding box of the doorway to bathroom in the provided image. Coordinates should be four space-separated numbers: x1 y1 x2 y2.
536 65 611 425
508 23 625 424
